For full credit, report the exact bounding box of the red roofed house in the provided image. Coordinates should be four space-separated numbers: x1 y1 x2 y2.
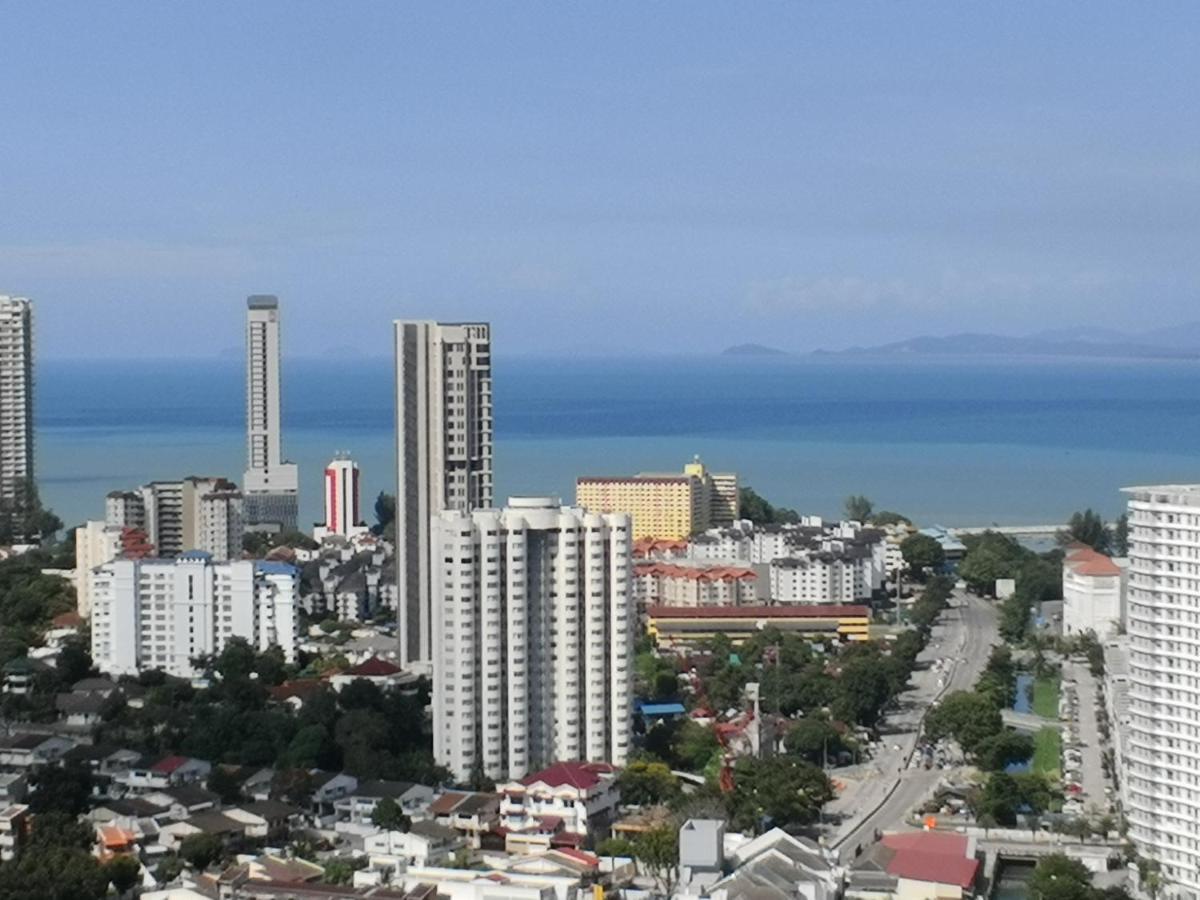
498 762 620 855
120 755 212 794
1062 543 1127 639
880 831 980 899
330 656 417 693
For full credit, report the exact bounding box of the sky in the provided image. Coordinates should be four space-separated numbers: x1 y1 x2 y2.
2 3 1199 359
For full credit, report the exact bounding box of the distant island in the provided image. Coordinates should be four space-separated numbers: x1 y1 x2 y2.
817 323 1200 361
722 342 790 357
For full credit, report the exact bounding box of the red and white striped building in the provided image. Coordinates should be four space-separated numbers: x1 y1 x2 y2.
313 455 369 542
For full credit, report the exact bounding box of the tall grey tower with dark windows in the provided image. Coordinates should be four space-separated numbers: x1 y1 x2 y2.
394 321 492 669
243 296 298 533
0 296 34 538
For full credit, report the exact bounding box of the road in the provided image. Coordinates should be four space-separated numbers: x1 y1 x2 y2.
830 589 999 863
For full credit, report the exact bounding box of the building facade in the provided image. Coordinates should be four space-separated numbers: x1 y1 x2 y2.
1122 485 1200 895
105 477 243 561
430 498 633 782
0 297 33 539
90 554 297 678
243 296 299 533
634 561 760 609
1062 545 1126 638
394 320 493 669
575 457 739 541
313 455 368 542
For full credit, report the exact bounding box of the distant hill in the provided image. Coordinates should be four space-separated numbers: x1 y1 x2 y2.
820 325 1200 360
723 343 789 357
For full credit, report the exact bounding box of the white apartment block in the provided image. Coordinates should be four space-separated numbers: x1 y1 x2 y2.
106 477 244 560
769 550 875 605
313 455 369 542
394 321 493 670
634 561 761 608
431 498 633 783
90 554 297 678
1062 545 1127 639
243 295 299 533
75 520 122 618
0 297 33 536
1122 485 1200 895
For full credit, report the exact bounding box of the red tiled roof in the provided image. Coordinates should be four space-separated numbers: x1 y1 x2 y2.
647 604 869 619
150 755 190 774
1065 546 1122 577
550 831 586 847
636 562 757 582
520 761 617 791
552 847 600 868
269 680 325 703
534 815 563 832
52 611 84 628
344 656 403 677
882 832 979 889
429 791 466 815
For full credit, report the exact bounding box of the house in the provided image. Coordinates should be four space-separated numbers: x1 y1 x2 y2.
706 828 843 900
160 811 247 852
267 679 327 710
224 800 302 838
329 656 416 693
119 755 212 794
0 772 27 804
499 762 620 854
308 771 359 820
95 821 140 861
145 785 220 821
335 779 436 826
72 676 120 698
362 820 464 868
241 768 276 802
872 831 980 899
0 733 76 770
0 804 29 861
56 692 108 728
429 791 500 848
2 657 48 695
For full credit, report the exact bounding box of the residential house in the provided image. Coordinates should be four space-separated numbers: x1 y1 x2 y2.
0 733 75 770
329 656 415 693
144 785 220 821
160 811 247 852
0 804 28 861
429 790 500 849
224 800 302 838
334 779 436 826
0 773 27 804
362 820 464 869
499 762 620 854
118 755 212 794
703 828 843 899
56 692 107 729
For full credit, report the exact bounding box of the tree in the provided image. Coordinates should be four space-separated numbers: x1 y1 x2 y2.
373 492 396 537
832 658 892 727
925 690 1003 757
738 487 799 526
1028 853 1095 900
900 533 945 575
179 833 224 871
0 846 108 900
208 767 244 804
617 759 681 806
1058 509 1111 555
727 756 834 832
635 825 680 896
870 510 911 527
29 761 94 815
371 796 412 832
1112 513 1129 557
974 730 1034 773
57 637 94 684
105 854 142 896
784 717 848 766
596 837 638 858
844 495 873 523
324 858 367 884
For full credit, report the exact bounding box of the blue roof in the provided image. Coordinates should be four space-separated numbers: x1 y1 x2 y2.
178 550 213 561
638 702 687 717
255 561 297 576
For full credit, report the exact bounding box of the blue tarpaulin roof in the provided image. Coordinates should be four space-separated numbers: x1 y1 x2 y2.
638 702 686 717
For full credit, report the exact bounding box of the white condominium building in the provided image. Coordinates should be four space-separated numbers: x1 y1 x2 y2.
313 455 368 542
90 554 297 678
394 321 493 669
106 477 244 560
431 497 633 783
243 296 299 533
1122 484 1200 895
0 297 33 535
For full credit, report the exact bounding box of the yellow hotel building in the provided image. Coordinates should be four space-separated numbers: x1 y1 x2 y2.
575 457 738 540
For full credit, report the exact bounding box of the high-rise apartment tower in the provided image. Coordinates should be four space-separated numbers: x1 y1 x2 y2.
244 296 298 533
431 497 634 782
0 297 34 537
394 321 493 668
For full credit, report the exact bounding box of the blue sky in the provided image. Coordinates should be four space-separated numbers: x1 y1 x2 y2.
3 3 1199 358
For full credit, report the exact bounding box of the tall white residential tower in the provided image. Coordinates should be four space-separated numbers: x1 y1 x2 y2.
431 497 634 782
394 321 493 668
1123 484 1200 894
0 297 33 536
313 455 368 541
244 296 298 533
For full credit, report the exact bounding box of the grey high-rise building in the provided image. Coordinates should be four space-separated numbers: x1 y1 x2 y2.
243 296 298 533
0 297 34 537
394 321 492 669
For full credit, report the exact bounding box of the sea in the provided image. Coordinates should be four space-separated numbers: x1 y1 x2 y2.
36 354 1200 532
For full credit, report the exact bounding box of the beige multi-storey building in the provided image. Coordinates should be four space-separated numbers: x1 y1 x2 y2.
243 296 298 532
431 497 633 782
576 457 739 540
394 321 493 669
106 477 243 561
1121 484 1200 895
0 297 33 538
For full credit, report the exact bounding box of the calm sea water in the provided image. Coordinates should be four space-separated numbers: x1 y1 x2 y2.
36 354 1200 531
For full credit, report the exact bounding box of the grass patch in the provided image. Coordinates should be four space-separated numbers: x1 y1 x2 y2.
1032 726 1061 778
1031 673 1061 719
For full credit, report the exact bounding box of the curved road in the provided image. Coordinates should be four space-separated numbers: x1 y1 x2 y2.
832 590 999 863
